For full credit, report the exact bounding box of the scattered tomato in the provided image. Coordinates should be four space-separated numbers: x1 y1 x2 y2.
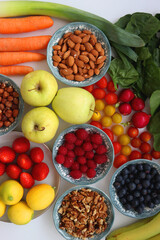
142 153 152 160
112 125 124 136
17 153 33 170
151 149 160 159
91 111 101 121
30 147 44 163
127 126 139 138
131 138 141 148
90 121 102 129
113 141 121 155
6 164 22 179
107 80 117 92
139 131 152 142
104 105 116 116
101 116 112 127
140 142 151 153
83 85 94 93
92 88 106 99
114 154 128 168
118 134 130 145
95 99 105 111
121 145 132 156
105 92 118 105
129 150 142 160
103 128 114 142
12 137 30 153
112 112 122 123
96 76 107 88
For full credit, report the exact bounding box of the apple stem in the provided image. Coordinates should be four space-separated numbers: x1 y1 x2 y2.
34 125 45 131
28 84 40 92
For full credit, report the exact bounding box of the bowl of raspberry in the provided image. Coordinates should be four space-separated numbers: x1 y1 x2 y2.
52 124 114 185
109 159 160 219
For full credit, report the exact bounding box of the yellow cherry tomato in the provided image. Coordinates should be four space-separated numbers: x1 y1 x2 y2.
91 111 101 121
118 134 130 145
104 105 116 117
95 99 105 111
101 116 112 127
112 125 124 136
112 112 122 123
121 145 132 156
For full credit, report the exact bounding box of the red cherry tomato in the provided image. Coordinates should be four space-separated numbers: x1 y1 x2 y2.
96 76 108 88
83 85 94 93
113 154 128 168
129 150 142 160
105 93 118 105
107 80 117 92
139 131 152 142
140 142 151 153
103 128 114 142
142 153 152 160
151 149 160 159
113 141 121 155
127 126 139 138
90 121 102 129
92 88 106 99
131 138 141 148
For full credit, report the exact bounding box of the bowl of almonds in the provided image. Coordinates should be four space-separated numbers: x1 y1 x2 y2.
47 22 111 87
0 74 24 136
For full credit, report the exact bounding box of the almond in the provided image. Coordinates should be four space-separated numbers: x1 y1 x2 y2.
73 63 78 74
83 30 92 34
88 53 96 62
97 62 104 69
79 55 89 63
78 33 86 38
58 63 67 69
74 43 80 52
89 60 95 69
70 34 82 43
82 68 88 74
61 68 73 76
90 34 97 43
63 32 72 38
75 59 84 68
88 69 94 77
75 74 85 81
82 35 90 43
53 45 61 50
90 38 96 46
81 51 88 56
74 30 82 35
58 38 64 46
57 50 63 57
53 50 57 55
96 56 106 64
78 67 83 75
80 44 85 51
71 50 79 58
67 39 75 48
95 42 102 52
85 64 90 69
94 68 100 75
100 49 105 56
66 74 75 80
84 42 93 52
83 74 90 79
61 43 67 52
59 69 65 77
63 50 71 59
91 49 99 58
53 61 59 67
52 55 61 62
67 56 74 67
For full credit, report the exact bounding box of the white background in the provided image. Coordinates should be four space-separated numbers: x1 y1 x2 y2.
0 0 159 240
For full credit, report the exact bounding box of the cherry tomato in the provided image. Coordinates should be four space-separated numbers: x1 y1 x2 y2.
96 76 108 88
151 149 160 159
112 125 124 136
101 116 112 127
104 105 116 116
131 138 141 148
140 142 151 153
91 111 101 121
113 154 128 168
113 141 121 155
127 126 139 138
142 153 152 160
107 80 117 92
90 121 102 129
103 128 114 142
121 145 132 156
112 112 122 123
95 99 105 111
105 92 118 105
129 150 142 160
83 85 94 93
139 131 152 142
118 134 130 145
92 88 106 99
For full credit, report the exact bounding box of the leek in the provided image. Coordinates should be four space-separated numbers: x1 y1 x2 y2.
0 1 144 48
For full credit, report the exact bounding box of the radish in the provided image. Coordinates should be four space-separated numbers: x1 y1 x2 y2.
132 112 150 128
119 89 134 102
131 97 145 111
119 103 132 115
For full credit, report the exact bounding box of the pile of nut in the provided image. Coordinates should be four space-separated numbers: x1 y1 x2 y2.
0 82 19 128
52 29 106 81
58 188 108 239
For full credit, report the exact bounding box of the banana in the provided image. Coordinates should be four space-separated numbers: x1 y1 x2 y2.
147 234 160 240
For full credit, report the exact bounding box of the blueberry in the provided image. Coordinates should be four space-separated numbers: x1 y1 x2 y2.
136 184 143 191
155 182 160 190
136 206 143 214
152 192 157 198
147 189 151 194
139 196 144 202
128 182 136 191
125 179 130 184
118 188 126 198
153 198 160 205
131 199 139 208
155 174 160 182
129 174 134 179
142 180 150 188
122 168 130 176
120 198 127 205
116 175 123 182
134 179 140 184
150 183 154 189
151 168 158 176
127 195 133 201
137 164 143 171
139 172 146 179
124 203 132 210
113 181 121 190
144 164 151 171
157 194 160 200
121 180 125 185
144 194 151 202
145 174 152 180
128 165 135 172
133 191 140 198
141 189 147 196
147 201 155 208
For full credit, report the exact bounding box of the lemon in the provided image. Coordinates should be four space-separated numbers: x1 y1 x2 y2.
0 180 23 205
7 201 34 225
0 200 6 217
26 184 55 210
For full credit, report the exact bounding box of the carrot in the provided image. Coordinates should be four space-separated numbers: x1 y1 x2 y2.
0 52 46 65
0 35 52 52
0 66 34 75
0 16 54 34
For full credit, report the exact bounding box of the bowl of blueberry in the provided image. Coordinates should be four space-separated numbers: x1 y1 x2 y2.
109 159 160 218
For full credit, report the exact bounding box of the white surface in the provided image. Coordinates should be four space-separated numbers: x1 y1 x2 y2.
0 0 159 239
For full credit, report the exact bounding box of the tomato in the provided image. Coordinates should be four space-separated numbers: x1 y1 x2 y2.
90 121 102 129
92 88 106 99
113 154 128 168
139 131 152 142
95 99 105 111
127 126 139 138
140 142 151 153
129 150 142 160
104 105 116 116
112 112 122 123
101 116 112 127
121 145 132 156
103 128 114 142
113 141 121 155
131 138 141 148
96 76 108 88
107 80 117 92
105 92 118 105
83 85 94 93
118 134 130 145
151 149 160 159
112 125 124 136
91 111 101 121
142 153 152 160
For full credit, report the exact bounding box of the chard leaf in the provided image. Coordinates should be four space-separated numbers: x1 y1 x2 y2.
148 111 160 134
150 90 160 115
136 47 151 60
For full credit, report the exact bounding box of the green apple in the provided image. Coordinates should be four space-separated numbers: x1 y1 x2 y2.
52 87 95 124
20 70 58 107
21 107 59 143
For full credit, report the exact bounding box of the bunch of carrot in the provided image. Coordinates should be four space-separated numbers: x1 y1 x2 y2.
0 16 54 76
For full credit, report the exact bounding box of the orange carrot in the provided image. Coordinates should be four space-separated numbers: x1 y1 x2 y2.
0 36 52 52
0 52 46 65
0 66 34 75
0 16 54 34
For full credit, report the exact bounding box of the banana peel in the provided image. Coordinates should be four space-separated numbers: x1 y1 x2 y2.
147 234 160 240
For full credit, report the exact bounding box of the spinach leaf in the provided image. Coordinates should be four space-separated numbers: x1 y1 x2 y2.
153 133 160 151
150 90 160 116
115 14 131 29
135 47 151 61
148 111 160 134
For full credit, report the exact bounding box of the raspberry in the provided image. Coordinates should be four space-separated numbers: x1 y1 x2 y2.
75 129 89 140
77 156 86 165
94 154 108 164
63 157 74 168
82 142 93 152
74 147 85 156
92 143 98 149
70 170 82 179
75 139 83 146
64 133 77 143
85 135 91 142
85 151 94 159
0 162 5 176
96 145 107 154
64 143 75 150
55 154 65 164
67 150 75 158
71 162 80 170
91 133 103 145
86 168 96 178
87 160 97 169
58 145 68 155
79 164 88 173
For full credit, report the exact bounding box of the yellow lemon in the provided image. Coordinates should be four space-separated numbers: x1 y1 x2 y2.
0 200 6 217
91 111 101 121
95 99 105 111
26 184 55 211
118 134 130 145
101 116 112 127
0 180 23 205
7 201 34 225
112 112 122 123
104 105 116 116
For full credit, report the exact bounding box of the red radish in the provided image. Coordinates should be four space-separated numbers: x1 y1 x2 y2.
119 89 134 102
132 112 150 128
119 103 132 115
131 98 145 111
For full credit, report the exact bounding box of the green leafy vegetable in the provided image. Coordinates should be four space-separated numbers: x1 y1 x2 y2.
148 111 160 151
150 90 160 116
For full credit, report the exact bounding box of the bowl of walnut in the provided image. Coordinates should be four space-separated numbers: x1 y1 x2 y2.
0 74 24 136
53 186 114 240
47 22 111 87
